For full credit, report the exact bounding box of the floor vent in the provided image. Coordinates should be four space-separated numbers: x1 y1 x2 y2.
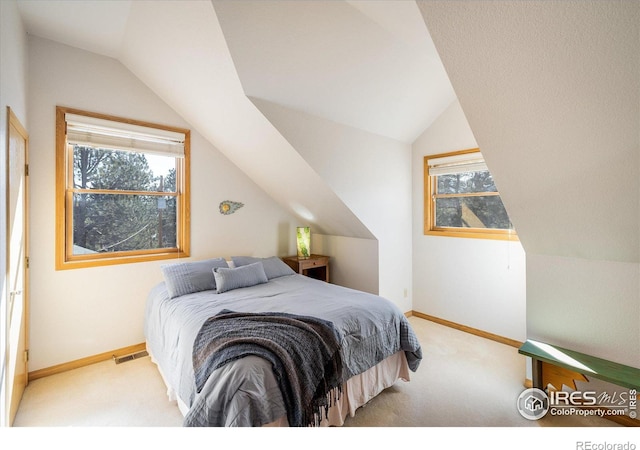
113 350 148 365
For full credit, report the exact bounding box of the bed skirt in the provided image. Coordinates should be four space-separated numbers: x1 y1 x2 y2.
149 348 410 427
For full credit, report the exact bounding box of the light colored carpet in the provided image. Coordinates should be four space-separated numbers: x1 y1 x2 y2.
345 317 617 427
6 317 628 447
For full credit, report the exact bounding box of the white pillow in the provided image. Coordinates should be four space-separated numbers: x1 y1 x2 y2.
161 258 229 298
231 256 295 279
213 262 268 294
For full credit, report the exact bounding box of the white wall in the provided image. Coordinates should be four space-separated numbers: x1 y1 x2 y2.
419 1 639 367
412 100 527 342
252 98 413 312
312 234 379 296
119 0 374 241
0 0 29 425
27 36 301 371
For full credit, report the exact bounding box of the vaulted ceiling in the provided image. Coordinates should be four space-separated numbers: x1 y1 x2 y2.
213 0 454 143
17 0 455 239
16 0 639 265
18 0 454 143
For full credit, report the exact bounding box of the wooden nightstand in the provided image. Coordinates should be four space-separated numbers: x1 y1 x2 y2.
282 254 330 282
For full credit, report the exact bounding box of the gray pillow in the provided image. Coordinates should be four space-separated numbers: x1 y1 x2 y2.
231 256 295 279
161 258 228 298
213 262 269 294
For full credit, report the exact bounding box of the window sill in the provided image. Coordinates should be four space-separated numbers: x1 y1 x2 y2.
56 250 190 270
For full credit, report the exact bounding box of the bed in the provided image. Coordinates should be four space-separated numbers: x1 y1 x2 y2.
144 256 422 427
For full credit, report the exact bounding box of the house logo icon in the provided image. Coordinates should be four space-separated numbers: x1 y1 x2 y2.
517 388 549 420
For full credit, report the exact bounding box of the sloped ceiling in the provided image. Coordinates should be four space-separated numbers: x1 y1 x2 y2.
213 0 455 143
17 0 455 240
418 1 639 263
17 0 131 58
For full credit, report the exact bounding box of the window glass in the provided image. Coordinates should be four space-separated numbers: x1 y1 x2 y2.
72 192 177 255
72 146 176 192
436 170 498 194
434 196 512 229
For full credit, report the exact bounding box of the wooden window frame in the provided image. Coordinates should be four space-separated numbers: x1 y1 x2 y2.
424 148 518 241
55 106 191 270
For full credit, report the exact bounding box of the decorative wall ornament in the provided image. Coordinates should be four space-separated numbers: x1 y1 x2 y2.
219 200 244 215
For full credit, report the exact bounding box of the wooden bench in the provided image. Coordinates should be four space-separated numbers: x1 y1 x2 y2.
518 339 640 392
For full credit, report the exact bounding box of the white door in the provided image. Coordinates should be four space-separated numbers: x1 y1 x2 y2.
5 107 29 426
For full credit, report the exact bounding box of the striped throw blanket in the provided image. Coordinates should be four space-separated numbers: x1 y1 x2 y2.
192 310 343 427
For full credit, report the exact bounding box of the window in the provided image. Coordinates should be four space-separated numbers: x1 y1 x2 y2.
56 106 190 269
424 148 517 240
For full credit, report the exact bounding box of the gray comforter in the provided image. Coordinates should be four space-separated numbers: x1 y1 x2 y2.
144 274 422 427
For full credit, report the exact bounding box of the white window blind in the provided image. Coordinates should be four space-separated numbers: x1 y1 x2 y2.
65 113 185 157
427 152 488 176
